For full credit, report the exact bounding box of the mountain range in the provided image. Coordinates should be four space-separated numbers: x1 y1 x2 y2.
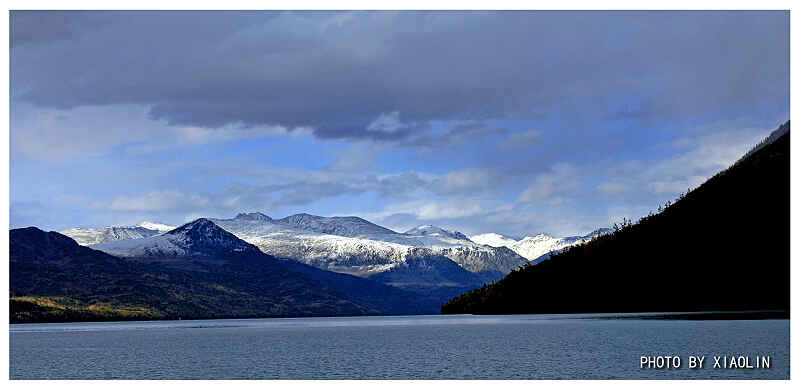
16 207 609 322
470 228 613 262
10 219 441 323
62 212 611 299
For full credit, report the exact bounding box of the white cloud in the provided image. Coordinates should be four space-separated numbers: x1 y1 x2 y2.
417 202 485 220
431 168 501 195
383 200 485 221
366 111 405 134
90 190 211 213
642 121 773 196
177 122 302 145
10 103 157 160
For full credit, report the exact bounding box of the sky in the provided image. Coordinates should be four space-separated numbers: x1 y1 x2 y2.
7 9 791 238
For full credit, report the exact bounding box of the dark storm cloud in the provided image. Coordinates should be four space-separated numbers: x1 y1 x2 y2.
617 12 791 123
10 11 113 46
10 10 789 143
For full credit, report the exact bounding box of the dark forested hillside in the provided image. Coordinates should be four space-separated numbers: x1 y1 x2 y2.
10 225 440 323
442 121 790 315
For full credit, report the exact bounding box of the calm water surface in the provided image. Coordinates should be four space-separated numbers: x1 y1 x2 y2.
9 313 789 379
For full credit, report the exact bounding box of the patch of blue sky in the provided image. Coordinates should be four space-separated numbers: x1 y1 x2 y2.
10 153 140 202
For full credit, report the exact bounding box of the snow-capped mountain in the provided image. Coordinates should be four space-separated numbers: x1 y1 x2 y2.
271 213 396 237
133 221 176 232
472 228 613 261
469 232 521 248
73 212 609 296
210 216 411 274
82 214 521 298
14 222 443 317
233 212 273 221
209 213 528 276
405 225 470 240
510 233 567 262
90 218 257 258
61 221 175 245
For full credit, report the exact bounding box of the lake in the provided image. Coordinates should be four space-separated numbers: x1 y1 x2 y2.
9 312 789 380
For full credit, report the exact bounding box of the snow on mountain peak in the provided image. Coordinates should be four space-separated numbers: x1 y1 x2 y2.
405 225 469 240
468 233 520 248
168 218 253 249
405 225 442 236
526 233 556 241
91 218 258 258
588 228 614 238
233 212 273 221
209 214 528 275
69 210 610 281
134 221 175 232
502 228 613 262
61 222 174 246
272 213 397 238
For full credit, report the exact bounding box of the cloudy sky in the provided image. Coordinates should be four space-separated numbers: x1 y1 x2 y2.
8 10 790 237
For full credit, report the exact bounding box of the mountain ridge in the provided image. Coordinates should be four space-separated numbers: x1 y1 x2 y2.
271 213 398 238
73 213 604 272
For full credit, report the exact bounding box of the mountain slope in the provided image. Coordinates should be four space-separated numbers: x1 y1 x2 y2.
442 121 790 314
10 221 441 323
10 227 141 297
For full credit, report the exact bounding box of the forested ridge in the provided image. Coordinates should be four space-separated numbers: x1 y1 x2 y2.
442 121 790 315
